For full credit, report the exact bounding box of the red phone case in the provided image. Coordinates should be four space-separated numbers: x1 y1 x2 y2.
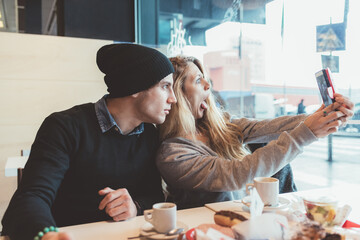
323 68 335 100
315 68 335 106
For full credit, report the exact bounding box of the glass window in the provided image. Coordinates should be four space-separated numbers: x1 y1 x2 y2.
147 0 360 190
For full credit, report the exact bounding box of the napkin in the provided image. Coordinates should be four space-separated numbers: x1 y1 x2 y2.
249 188 264 217
232 213 288 239
333 204 352 226
195 228 234 240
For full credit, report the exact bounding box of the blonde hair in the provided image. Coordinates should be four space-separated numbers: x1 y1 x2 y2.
159 56 248 160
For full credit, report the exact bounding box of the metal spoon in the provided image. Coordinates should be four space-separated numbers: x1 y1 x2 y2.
166 227 184 236
127 227 184 239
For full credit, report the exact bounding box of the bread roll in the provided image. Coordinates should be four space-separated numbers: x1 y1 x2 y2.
214 210 248 227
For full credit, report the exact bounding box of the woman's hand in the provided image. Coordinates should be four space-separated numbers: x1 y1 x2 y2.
304 94 354 138
42 232 72 240
333 93 354 126
304 103 345 138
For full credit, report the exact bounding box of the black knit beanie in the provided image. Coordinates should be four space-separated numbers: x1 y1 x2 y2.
96 43 174 98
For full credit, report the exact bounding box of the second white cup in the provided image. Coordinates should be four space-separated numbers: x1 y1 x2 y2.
144 202 176 233
246 177 279 206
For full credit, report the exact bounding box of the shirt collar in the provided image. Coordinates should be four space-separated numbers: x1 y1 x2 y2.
95 94 144 135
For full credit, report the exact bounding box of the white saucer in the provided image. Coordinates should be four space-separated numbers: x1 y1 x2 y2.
140 221 188 240
241 196 291 211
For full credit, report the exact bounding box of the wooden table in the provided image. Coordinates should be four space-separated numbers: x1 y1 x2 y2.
1 187 358 240
59 187 359 239
60 206 215 240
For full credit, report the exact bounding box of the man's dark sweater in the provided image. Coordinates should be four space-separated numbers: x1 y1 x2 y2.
1 103 164 240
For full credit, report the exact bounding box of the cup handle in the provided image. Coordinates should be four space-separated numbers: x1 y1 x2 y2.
246 183 254 195
144 209 153 224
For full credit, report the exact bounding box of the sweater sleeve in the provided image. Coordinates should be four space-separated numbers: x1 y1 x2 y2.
232 114 307 144
1 113 77 240
156 122 317 193
131 125 165 214
132 173 165 214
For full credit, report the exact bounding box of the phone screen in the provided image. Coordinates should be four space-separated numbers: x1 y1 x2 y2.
315 68 335 106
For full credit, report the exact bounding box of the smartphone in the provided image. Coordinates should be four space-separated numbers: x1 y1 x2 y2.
315 68 335 106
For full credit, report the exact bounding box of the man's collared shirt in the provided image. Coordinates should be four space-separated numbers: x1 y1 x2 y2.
94 95 144 135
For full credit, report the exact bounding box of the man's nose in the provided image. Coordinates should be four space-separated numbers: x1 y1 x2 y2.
169 90 177 103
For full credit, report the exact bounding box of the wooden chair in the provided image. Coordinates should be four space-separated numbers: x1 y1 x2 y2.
20 149 30 157
17 149 29 187
17 168 23 188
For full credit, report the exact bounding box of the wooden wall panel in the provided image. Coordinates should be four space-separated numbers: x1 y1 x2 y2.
0 32 112 225
0 80 106 126
0 33 108 82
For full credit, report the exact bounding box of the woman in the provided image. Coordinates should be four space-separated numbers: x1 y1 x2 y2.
156 56 354 210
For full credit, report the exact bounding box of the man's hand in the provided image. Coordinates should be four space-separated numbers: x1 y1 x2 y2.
98 187 137 221
42 232 72 240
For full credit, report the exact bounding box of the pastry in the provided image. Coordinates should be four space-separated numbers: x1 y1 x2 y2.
214 210 248 227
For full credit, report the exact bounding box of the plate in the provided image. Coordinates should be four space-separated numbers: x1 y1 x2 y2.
140 221 188 240
241 196 291 211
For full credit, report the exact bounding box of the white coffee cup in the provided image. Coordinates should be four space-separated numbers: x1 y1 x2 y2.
144 202 177 233
246 177 279 206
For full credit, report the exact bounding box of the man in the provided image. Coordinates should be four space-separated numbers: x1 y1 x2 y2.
1 44 176 240
297 99 306 114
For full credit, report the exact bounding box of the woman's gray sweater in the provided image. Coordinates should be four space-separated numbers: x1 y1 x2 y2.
156 114 316 209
